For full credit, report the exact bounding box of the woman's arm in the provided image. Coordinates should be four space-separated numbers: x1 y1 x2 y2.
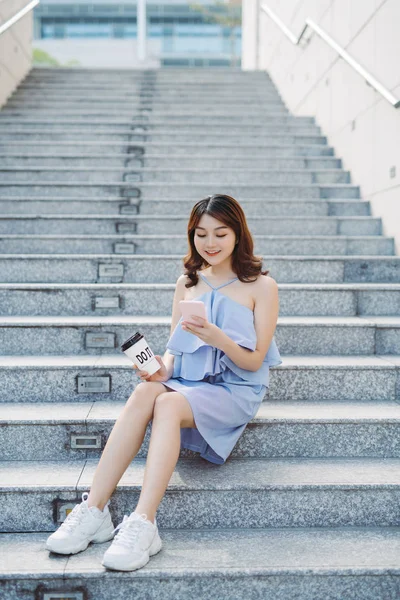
162 274 188 377
219 276 279 372
161 349 175 378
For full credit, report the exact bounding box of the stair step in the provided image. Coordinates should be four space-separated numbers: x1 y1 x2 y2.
0 255 398 283
0 114 316 125
1 528 399 600
0 123 320 134
0 354 398 403
0 155 342 170
0 182 361 199
0 198 370 216
18 82 278 90
9 93 284 102
0 167 352 185
14 84 279 91
4 103 290 114
6 79 281 86
0 282 398 317
25 67 269 76
0 214 381 235
0 140 336 156
0 112 311 123
1 457 400 531
17 88 279 94
1 107 296 119
10 81 279 88
0 236 395 258
19 82 276 89
0 132 327 145
6 100 287 110
14 85 281 93
0 315 399 356
1 400 400 461
24 69 270 77
0 235 392 256
16 81 278 89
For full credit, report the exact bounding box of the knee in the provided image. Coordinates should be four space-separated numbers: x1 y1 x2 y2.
126 381 144 403
126 381 158 411
131 381 150 397
153 392 180 417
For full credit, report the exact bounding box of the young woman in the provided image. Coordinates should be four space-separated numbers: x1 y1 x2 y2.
46 194 282 571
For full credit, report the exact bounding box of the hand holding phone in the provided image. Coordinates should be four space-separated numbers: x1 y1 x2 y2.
179 300 207 326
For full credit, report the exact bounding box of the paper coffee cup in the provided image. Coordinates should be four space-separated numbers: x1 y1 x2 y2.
121 332 161 376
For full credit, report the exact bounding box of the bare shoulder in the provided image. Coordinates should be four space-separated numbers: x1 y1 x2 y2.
253 274 279 298
176 274 192 298
258 273 278 288
177 274 188 286
176 274 188 293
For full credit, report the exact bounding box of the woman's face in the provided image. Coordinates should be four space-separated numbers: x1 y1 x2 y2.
194 214 236 264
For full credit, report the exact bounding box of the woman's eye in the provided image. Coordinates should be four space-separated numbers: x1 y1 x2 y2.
197 235 226 238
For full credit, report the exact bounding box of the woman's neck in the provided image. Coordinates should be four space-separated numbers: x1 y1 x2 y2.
203 267 237 280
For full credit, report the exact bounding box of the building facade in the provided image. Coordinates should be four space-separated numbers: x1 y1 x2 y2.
33 0 242 67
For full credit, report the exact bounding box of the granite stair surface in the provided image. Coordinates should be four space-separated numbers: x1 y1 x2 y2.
0 67 399 599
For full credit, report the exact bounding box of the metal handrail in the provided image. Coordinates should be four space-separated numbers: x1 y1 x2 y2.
261 3 400 109
0 0 40 37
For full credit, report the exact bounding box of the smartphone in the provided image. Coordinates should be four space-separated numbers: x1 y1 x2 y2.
178 300 207 326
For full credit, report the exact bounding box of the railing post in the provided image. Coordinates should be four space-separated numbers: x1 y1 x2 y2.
255 0 260 69
137 0 147 62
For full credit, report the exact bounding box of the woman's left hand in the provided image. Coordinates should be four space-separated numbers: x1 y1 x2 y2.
181 315 225 350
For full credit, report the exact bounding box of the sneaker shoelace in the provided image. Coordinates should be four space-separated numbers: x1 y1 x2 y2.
58 493 92 533
59 503 86 533
111 514 151 549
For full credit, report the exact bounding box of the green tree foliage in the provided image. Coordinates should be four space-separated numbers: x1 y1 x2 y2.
32 48 59 66
189 1 241 66
32 48 81 67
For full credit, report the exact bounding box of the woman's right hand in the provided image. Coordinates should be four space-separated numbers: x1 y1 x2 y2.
132 355 172 383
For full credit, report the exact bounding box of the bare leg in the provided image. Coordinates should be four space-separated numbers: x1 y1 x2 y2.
87 382 169 511
134 391 196 524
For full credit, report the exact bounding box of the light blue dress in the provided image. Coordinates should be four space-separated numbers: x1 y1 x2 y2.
161 273 283 465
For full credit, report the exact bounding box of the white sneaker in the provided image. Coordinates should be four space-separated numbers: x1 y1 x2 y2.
46 491 115 555
101 511 162 571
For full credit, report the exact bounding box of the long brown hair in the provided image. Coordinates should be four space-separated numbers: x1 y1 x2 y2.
182 194 269 289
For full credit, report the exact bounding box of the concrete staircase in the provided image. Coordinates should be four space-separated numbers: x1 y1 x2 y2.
0 67 399 599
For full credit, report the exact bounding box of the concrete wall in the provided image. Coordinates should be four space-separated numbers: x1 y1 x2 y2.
242 0 400 253
0 0 33 108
